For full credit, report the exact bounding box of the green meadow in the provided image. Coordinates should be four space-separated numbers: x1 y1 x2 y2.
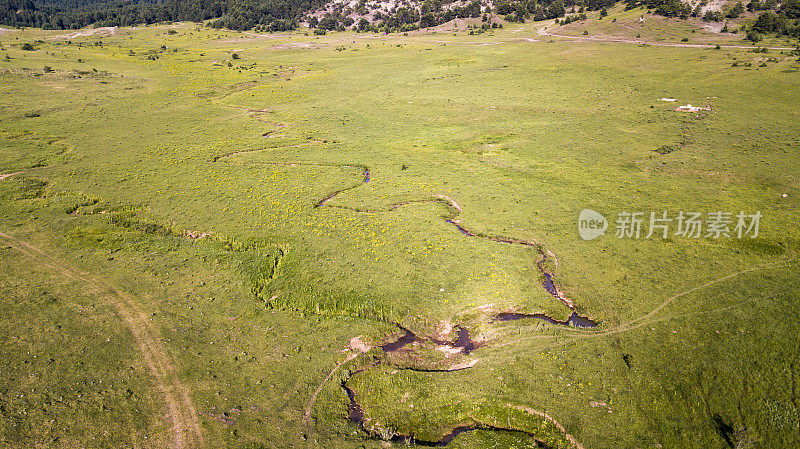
1 14 799 449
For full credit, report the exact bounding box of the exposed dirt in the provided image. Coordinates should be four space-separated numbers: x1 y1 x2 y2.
349 335 373 353
0 172 21 180
52 26 119 40
183 230 212 239
226 104 590 447
272 42 314 49
508 404 585 449
0 231 204 449
304 352 358 424
536 24 797 50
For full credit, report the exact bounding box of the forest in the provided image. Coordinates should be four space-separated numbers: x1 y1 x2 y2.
1 0 798 38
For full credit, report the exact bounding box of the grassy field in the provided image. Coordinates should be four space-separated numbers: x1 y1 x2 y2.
1 14 799 449
545 4 800 47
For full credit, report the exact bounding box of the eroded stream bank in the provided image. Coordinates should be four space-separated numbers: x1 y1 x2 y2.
493 311 598 328
215 132 591 447
341 327 551 447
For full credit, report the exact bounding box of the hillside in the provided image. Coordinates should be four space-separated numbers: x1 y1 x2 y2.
1 0 798 38
0 0 322 30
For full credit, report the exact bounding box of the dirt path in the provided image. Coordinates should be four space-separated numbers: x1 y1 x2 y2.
503 263 782 351
600 265 768 335
221 110 593 446
508 404 585 449
303 352 357 424
0 231 203 449
536 25 797 50
51 26 118 40
0 172 21 180
225 102 770 449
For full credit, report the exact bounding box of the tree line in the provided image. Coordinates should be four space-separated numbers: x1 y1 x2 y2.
2 0 798 38
625 0 800 38
0 0 323 31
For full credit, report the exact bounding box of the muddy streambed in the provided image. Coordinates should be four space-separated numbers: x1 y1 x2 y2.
215 150 592 445
343 326 550 447
494 311 598 328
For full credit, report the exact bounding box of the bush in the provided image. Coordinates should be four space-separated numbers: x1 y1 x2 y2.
751 11 787 34
655 145 677 155
313 28 327 35
268 19 297 32
21 42 35 51
726 2 745 18
746 29 763 41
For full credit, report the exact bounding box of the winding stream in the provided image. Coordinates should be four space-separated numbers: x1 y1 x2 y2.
494 311 598 329
307 162 598 328
214 133 591 447
342 329 549 447
214 154 597 328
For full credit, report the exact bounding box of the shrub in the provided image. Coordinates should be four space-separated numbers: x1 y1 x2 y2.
21 43 35 51
726 2 745 18
655 145 678 155
751 11 789 34
746 29 763 41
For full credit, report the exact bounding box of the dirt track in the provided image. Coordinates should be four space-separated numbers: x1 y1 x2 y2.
501 263 782 352
51 26 118 40
536 25 797 50
508 404 585 449
0 231 203 449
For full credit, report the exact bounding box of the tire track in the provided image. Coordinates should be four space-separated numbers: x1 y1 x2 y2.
508 404 585 449
303 353 357 424
501 263 784 352
0 231 203 449
215 122 593 448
